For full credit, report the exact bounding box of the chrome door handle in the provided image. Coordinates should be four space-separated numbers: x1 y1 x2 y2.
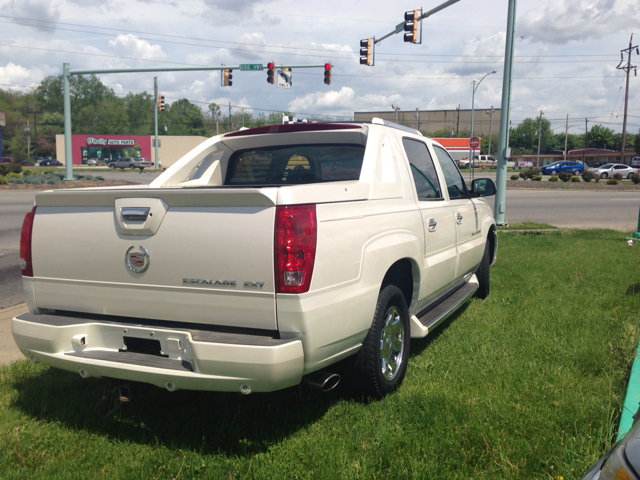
121 207 150 222
427 218 437 232
456 213 463 224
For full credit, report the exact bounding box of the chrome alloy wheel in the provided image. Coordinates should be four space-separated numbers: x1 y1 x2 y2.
379 305 405 381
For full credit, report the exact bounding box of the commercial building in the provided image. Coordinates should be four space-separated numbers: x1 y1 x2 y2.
354 108 501 136
55 133 208 168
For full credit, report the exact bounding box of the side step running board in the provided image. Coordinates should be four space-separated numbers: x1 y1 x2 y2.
409 276 478 339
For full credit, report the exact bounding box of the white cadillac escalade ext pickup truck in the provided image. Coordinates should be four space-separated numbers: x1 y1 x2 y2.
13 119 497 399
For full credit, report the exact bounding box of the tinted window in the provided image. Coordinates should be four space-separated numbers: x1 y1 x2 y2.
225 144 365 186
433 146 468 199
401 138 442 200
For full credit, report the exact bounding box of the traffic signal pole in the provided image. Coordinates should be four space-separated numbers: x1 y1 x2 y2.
154 76 159 170
61 62 329 180
494 0 517 226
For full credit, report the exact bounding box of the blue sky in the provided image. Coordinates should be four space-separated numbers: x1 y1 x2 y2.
0 0 638 133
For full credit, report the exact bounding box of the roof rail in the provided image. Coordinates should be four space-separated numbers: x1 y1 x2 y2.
371 117 423 136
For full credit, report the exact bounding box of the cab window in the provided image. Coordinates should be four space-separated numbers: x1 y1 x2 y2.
401 138 442 200
432 145 468 200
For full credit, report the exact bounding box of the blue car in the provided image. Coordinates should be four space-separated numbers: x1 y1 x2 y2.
540 160 585 176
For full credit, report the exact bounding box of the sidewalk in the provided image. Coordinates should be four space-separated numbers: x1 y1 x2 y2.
0 303 28 365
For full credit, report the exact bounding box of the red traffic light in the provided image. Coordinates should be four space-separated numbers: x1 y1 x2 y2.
267 61 275 84
324 63 331 70
267 62 275 69
323 63 331 85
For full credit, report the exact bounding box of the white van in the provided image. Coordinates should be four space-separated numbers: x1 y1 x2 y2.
631 157 640 168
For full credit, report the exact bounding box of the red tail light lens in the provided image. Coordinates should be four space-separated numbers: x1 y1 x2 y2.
274 205 317 294
20 206 36 277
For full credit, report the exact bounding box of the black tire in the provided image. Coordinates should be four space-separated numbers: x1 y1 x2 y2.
475 239 491 299
109 164 115 169
573 170 580 176
601 172 608 179
551 170 557 175
129 164 135 169
356 285 410 399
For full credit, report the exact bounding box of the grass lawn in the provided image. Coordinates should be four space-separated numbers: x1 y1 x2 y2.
1 229 639 479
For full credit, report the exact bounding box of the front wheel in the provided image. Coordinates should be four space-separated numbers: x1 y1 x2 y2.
109 164 115 169
573 170 580 176
475 239 491 299
601 172 608 179
551 170 558 176
129 164 135 169
356 285 410 399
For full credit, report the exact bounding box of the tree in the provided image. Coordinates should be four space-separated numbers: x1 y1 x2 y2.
588 124 615 150
509 117 552 154
162 99 206 136
124 92 154 134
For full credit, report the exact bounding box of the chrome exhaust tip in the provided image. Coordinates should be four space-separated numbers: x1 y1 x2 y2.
303 370 341 392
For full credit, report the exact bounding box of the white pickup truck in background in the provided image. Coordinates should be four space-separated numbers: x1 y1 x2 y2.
13 119 498 399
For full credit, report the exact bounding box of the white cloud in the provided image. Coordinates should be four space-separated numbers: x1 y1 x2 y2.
107 35 166 61
0 0 60 31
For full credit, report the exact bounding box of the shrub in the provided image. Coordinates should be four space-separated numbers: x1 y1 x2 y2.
22 169 36 176
9 178 24 184
510 174 520 180
84 174 93 180
593 173 601 183
95 176 104 181
532 175 542 181
0 175 7 185
6 172 21 179
25 174 46 184
42 169 55 174
47 177 60 185
549 176 559 182
559 171 573 182
9 162 22 174
581 171 594 182
519 171 528 180
630 173 640 185
613 173 623 181
526 167 541 179
571 176 581 182
607 178 619 185
0 164 8 176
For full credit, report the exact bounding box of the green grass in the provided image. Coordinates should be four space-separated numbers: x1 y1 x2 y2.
1 229 639 479
498 222 557 230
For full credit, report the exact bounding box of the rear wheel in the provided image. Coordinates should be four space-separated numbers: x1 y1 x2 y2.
628 173 634 179
356 285 410 399
475 239 491 299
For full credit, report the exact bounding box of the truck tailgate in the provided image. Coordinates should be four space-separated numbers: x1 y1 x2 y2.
31 188 278 330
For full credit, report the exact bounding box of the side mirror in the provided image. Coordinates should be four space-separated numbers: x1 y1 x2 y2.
470 178 497 197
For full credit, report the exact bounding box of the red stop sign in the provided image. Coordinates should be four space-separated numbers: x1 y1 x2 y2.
469 136 480 149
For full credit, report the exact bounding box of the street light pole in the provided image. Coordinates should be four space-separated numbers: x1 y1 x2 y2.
468 70 496 180
485 106 495 156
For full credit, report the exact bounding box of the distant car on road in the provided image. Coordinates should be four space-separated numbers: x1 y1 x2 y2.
109 157 148 169
540 160 585 176
39 158 62 166
588 163 638 179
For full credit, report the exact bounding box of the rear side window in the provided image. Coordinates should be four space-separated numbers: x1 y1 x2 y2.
402 138 442 200
225 144 365 186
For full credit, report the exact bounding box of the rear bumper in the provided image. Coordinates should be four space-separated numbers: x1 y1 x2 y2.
11 313 304 393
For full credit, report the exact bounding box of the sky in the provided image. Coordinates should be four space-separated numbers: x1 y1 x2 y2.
0 0 638 134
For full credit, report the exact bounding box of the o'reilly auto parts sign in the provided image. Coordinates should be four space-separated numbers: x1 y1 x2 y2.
86 136 135 146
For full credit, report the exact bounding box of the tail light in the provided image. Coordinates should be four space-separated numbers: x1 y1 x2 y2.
20 206 37 277
274 205 317 294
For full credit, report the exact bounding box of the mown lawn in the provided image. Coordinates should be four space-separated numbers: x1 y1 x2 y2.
1 229 639 479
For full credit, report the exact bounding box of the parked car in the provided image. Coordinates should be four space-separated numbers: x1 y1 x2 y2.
86 158 100 166
588 163 638 179
540 160 585 176
133 157 153 168
109 157 148 169
39 157 62 166
581 403 640 480
631 157 640 168
1 157 14 163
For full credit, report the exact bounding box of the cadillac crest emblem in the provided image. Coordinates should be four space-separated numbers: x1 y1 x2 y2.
125 245 150 273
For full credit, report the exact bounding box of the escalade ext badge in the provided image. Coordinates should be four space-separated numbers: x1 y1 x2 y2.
125 246 150 273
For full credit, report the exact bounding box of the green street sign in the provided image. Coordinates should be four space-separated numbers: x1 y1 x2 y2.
239 64 264 71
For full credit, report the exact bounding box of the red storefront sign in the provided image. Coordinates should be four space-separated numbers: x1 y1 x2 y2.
71 134 152 165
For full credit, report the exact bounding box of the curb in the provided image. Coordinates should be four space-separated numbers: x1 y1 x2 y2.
617 340 640 440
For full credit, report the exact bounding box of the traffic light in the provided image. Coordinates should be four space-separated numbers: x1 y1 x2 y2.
404 10 418 43
267 62 275 84
360 38 372 66
323 63 331 85
222 68 233 87
158 94 165 111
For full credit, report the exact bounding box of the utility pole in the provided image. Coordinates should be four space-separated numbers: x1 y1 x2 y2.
391 104 400 123
25 110 42 158
415 108 420 131
564 114 569 161
25 120 30 159
153 77 159 170
228 102 232 132
456 104 460 135
616 34 638 164
485 106 495 156
536 110 543 168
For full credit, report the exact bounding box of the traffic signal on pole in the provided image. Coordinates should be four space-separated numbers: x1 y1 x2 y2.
158 94 165 111
360 38 372 66
404 10 418 43
223 68 233 87
324 63 332 85
267 62 275 84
